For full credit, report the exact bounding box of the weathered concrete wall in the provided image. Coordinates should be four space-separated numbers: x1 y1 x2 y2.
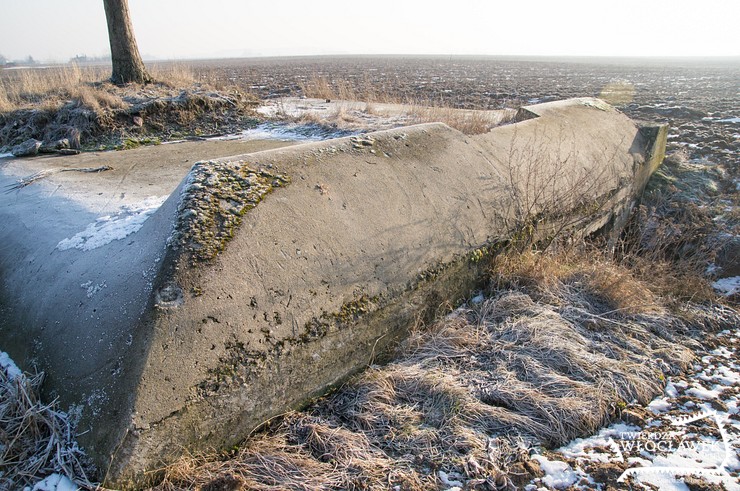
0 98 666 488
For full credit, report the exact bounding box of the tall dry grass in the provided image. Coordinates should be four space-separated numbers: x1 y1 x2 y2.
0 65 110 110
299 74 402 104
148 63 197 88
297 73 508 134
615 149 726 303
0 62 199 114
408 104 502 135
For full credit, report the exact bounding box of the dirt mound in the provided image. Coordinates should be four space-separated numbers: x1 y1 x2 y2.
0 84 260 153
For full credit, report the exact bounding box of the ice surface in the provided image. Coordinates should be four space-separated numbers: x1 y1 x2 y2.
209 122 354 143
56 196 166 251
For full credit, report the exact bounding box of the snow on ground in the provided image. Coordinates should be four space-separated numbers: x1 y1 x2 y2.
526 328 740 490
0 350 22 380
25 473 79 491
56 196 167 251
209 121 355 142
714 276 740 296
530 455 582 488
438 470 465 490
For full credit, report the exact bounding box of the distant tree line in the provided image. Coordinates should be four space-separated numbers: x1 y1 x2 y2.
0 55 37 67
70 54 113 64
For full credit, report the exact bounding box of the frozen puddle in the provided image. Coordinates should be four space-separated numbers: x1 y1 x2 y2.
56 196 167 252
527 329 740 490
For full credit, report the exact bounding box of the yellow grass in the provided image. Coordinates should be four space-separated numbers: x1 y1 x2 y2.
0 65 109 109
148 62 197 88
0 63 197 113
297 74 507 134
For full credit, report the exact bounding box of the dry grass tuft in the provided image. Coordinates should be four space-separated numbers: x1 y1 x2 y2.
0 89 12 113
297 74 511 134
489 249 662 315
407 105 501 135
69 85 126 112
0 367 93 490
299 75 364 103
149 63 197 89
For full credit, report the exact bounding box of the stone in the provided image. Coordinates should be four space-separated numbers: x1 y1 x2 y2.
11 139 41 157
57 148 81 156
39 138 70 154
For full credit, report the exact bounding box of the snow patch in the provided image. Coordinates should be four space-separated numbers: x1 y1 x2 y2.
533 324 740 491
713 276 740 296
471 293 485 305
438 470 464 489
56 196 166 251
686 384 723 400
26 474 79 491
0 350 22 380
647 397 672 413
531 455 579 489
665 381 680 398
559 422 638 463
210 122 353 143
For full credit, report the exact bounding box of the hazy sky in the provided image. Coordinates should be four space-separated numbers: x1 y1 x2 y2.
1 0 738 62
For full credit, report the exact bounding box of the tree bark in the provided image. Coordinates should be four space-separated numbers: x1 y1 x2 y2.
103 0 151 85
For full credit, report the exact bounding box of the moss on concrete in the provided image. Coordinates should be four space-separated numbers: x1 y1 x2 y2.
171 161 290 262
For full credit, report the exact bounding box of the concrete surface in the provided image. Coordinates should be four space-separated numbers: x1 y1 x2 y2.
0 98 666 488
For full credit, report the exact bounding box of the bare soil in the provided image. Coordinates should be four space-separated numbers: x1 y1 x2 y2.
189 56 738 167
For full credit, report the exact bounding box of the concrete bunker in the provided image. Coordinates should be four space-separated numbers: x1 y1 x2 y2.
0 98 667 487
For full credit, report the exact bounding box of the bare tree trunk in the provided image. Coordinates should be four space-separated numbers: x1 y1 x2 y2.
103 0 151 85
